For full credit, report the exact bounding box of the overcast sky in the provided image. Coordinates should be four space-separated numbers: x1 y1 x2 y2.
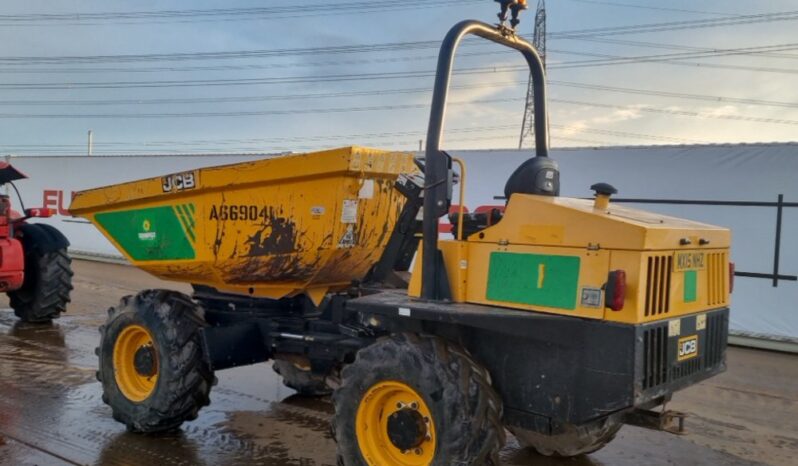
0 0 796 155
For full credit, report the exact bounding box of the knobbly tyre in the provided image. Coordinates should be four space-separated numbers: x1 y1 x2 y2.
70 3 732 465
0 162 72 323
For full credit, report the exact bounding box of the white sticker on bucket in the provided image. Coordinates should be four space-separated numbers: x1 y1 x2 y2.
398 307 411 317
337 224 356 249
341 199 358 224
358 179 375 199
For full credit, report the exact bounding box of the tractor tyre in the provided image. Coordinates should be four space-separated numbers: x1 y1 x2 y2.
9 224 73 323
333 333 504 466
96 289 215 433
509 415 622 457
273 360 332 396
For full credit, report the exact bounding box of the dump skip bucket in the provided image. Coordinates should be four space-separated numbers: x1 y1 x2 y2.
70 146 418 302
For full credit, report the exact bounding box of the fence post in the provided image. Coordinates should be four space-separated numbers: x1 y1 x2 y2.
773 194 784 287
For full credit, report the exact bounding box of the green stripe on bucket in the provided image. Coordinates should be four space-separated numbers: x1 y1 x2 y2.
95 205 195 261
174 204 196 242
487 252 580 310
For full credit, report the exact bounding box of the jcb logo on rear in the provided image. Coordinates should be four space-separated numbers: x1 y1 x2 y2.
677 335 698 361
162 171 197 193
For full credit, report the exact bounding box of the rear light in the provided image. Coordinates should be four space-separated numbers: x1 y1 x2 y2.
729 262 735 294
25 208 55 218
605 270 626 311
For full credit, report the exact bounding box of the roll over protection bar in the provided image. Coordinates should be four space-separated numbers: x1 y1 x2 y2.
421 20 549 300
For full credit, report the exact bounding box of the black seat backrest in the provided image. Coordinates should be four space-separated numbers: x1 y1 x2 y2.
504 157 560 200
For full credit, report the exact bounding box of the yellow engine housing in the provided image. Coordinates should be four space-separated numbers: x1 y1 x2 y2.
410 194 731 324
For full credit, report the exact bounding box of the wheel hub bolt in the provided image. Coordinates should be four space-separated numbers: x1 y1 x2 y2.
133 344 157 377
386 406 428 452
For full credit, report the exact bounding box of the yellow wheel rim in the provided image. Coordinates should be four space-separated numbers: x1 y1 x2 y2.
356 381 436 466
113 324 158 402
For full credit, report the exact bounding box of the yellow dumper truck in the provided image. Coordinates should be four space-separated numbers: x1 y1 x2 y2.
71 5 731 465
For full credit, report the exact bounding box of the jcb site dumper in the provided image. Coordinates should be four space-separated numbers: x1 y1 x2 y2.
70 7 732 466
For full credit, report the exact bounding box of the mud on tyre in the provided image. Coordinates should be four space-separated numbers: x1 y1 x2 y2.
97 289 215 433
333 333 504 466
509 414 622 457
9 223 73 323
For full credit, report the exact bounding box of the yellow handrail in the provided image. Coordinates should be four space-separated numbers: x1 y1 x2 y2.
452 157 466 241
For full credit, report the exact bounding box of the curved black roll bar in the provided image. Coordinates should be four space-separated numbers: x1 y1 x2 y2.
421 20 549 300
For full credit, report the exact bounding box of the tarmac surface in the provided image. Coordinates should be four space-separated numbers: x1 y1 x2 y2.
0 259 795 466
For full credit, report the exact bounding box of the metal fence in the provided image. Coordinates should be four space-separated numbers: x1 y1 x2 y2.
610 195 796 288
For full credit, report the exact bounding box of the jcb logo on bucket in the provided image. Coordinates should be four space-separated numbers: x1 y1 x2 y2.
162 171 197 193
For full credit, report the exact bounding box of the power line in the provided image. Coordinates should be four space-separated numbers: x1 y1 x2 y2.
0 122 703 155
570 37 798 59
0 76 798 114
0 79 794 111
0 124 707 148
550 81 798 109
0 44 791 85
1 11 796 65
550 43 798 69
0 1 485 26
0 81 522 106
548 123 709 144
549 48 798 75
0 92 794 128
551 98 798 126
561 0 736 17
0 96 514 118
2 42 796 77
0 42 795 91
1 125 523 147
549 10 798 39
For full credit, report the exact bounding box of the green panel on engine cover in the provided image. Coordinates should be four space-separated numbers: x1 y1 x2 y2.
487 252 580 310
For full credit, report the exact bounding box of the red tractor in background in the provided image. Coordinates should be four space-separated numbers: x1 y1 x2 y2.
0 162 72 322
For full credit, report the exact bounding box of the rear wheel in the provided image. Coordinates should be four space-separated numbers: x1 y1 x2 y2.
97 289 214 433
509 415 622 457
272 359 332 396
9 224 73 323
333 333 504 466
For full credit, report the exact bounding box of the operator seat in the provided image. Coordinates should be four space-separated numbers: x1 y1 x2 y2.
504 157 560 200
450 157 561 240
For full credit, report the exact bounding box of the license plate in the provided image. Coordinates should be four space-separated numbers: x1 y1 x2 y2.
677 335 699 361
674 251 706 271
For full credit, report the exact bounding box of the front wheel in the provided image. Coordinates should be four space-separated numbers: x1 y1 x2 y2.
333 333 504 466
97 290 214 433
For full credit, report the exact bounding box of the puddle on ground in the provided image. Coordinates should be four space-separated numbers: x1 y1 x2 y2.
0 309 767 466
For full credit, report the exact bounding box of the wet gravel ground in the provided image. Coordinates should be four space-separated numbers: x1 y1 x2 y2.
0 260 795 466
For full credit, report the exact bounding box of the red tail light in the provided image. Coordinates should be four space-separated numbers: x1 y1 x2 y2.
25 208 55 218
729 262 735 294
605 270 627 311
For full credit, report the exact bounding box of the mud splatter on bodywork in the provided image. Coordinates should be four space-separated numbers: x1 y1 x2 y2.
246 210 297 257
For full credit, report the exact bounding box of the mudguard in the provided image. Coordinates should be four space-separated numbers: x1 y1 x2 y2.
15 223 70 254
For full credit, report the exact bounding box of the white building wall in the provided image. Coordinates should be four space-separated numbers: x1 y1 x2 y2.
6 142 797 342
